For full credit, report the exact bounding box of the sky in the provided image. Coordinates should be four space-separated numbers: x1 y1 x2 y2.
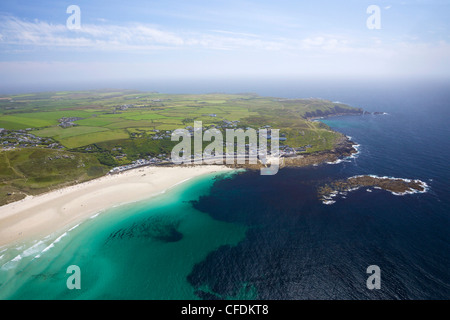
0 0 449 92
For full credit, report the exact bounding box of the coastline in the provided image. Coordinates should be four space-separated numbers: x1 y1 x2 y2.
227 134 358 170
0 165 233 248
0 119 359 248
282 134 358 167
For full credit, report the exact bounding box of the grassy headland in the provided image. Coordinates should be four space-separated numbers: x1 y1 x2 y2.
0 90 363 205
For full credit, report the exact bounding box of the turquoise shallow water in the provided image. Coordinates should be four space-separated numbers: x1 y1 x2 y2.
0 170 247 299
1 80 449 300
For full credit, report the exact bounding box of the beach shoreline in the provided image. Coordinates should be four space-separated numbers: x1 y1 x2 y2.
0 130 358 249
0 165 233 248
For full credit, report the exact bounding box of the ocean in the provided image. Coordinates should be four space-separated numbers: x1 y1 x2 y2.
0 79 449 299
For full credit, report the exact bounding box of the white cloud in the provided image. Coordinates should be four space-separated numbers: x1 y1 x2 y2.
0 16 186 50
1 15 449 80
0 15 299 54
211 30 260 38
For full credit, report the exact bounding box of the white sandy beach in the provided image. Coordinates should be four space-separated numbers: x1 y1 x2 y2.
0 165 233 247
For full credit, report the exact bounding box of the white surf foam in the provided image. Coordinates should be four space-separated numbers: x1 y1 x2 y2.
321 175 429 205
326 159 344 165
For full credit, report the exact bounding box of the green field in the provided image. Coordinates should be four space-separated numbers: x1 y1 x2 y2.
59 129 129 149
0 110 94 130
0 90 362 151
0 89 362 205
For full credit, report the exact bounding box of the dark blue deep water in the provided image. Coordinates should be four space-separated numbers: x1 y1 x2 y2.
187 80 450 299
1 79 448 300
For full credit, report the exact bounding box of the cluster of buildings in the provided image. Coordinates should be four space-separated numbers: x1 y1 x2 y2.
58 117 83 128
217 120 240 129
112 98 172 111
115 104 132 111
0 128 63 150
151 130 173 140
89 116 316 174
109 155 170 174
279 145 312 156
174 122 313 158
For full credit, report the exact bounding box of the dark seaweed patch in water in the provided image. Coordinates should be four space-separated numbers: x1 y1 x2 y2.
32 273 59 281
194 290 222 300
186 169 420 299
105 216 183 243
